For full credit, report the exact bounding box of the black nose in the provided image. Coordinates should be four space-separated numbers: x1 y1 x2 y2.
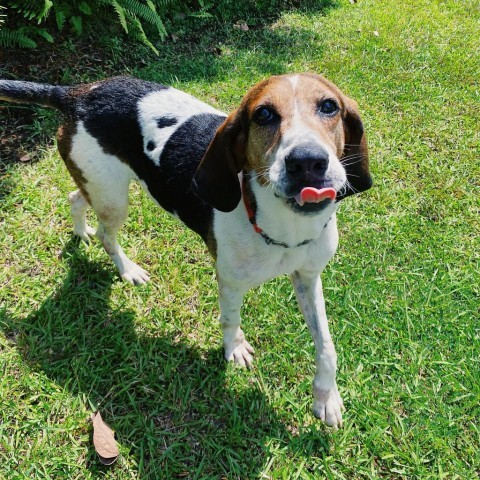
285 144 329 179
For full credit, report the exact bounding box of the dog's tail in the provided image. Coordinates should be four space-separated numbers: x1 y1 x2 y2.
0 79 69 110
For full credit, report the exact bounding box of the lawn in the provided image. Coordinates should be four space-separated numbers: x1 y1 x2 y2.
0 0 479 478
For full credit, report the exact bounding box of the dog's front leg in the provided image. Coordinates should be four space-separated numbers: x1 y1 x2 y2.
291 270 344 428
217 280 255 367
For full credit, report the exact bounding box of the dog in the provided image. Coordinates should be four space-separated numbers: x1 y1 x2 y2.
0 74 372 427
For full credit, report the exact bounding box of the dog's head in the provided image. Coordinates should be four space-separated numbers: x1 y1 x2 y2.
193 73 372 213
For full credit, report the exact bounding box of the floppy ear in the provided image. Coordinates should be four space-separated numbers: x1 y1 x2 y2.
339 97 373 199
192 108 247 212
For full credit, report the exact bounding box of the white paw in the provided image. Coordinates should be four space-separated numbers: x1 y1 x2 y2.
224 339 255 368
313 385 344 428
119 261 150 285
74 225 96 243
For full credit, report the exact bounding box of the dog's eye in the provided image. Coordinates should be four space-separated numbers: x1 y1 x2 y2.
253 106 277 125
318 99 339 116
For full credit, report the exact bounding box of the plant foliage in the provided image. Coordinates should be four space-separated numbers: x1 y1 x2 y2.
0 0 181 52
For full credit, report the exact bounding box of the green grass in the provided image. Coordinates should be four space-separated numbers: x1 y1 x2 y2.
1 0 479 478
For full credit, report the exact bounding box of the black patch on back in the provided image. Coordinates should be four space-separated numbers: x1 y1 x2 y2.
156 116 177 129
78 76 167 155
146 140 155 151
151 113 226 239
76 78 225 241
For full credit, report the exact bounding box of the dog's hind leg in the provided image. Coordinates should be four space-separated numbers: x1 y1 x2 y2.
64 123 150 285
86 175 150 286
95 202 150 286
68 189 95 242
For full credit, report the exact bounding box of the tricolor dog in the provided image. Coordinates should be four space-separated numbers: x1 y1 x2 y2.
0 74 372 427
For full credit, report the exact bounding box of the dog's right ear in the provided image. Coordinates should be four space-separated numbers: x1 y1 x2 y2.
192 108 247 212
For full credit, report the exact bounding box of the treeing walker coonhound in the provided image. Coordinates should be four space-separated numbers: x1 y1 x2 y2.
0 74 372 427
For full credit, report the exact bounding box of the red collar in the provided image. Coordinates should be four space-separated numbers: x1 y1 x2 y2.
242 175 263 234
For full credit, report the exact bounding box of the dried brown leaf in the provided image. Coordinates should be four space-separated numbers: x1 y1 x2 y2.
92 411 119 465
233 21 249 31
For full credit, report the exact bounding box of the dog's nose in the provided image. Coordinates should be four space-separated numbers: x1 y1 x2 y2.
285 144 329 179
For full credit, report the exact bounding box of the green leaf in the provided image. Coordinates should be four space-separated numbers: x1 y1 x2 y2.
38 0 54 23
70 15 83 35
79 2 92 16
55 10 66 30
0 28 37 48
35 27 54 43
111 0 128 33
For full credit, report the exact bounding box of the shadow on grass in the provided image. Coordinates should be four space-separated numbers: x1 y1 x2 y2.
1 4 337 474
0 237 331 478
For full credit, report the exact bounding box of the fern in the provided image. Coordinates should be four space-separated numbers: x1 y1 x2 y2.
109 0 129 33
117 0 167 38
0 27 38 48
55 8 66 30
0 0 188 52
70 14 82 34
9 0 51 21
129 14 159 54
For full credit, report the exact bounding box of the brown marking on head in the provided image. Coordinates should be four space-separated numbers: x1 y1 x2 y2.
241 77 292 185
193 73 371 211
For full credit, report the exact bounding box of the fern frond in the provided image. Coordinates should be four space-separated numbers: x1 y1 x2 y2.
118 0 167 38
38 0 54 23
8 0 43 18
110 0 129 33
128 14 159 54
34 27 54 42
54 8 66 30
0 27 37 48
150 0 176 8
70 15 82 35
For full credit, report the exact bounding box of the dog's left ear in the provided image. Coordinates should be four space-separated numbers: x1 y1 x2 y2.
339 97 373 199
192 108 247 212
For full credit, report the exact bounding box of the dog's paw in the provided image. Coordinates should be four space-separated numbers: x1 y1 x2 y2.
120 261 150 285
74 225 96 243
313 385 344 428
225 339 255 368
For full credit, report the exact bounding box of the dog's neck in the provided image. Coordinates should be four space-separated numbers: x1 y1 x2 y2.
242 172 338 248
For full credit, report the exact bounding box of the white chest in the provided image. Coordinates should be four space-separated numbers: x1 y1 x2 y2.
213 203 339 288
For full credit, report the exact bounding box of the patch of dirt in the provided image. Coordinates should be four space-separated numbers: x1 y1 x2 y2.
0 106 54 170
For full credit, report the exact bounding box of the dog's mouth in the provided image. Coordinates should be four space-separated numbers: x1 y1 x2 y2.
278 186 337 214
293 187 337 206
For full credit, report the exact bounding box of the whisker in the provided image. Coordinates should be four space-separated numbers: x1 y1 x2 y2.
341 158 364 167
340 154 363 161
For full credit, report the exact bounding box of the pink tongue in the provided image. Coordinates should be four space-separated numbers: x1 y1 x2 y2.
295 187 336 206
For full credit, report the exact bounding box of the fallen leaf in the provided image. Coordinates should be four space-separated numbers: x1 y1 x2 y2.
19 153 31 162
92 411 119 465
234 21 249 31
373 30 380 36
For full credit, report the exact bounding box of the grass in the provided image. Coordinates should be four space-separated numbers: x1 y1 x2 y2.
0 0 479 478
